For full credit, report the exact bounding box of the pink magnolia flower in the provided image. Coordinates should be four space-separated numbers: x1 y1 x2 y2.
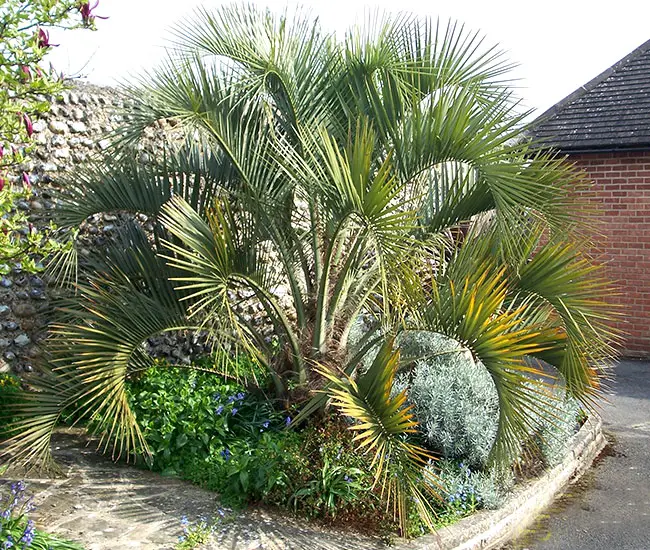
79 1 108 26
37 28 58 49
22 114 33 138
0 179 4 192
21 172 31 187
20 65 31 81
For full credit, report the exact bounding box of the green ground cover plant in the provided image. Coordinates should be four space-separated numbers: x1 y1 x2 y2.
123 359 580 536
127 363 395 530
2 2 619 538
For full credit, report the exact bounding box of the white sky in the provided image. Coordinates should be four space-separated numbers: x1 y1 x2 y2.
45 0 650 118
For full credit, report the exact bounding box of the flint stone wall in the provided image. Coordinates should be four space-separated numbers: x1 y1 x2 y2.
1 83 125 374
1 82 206 374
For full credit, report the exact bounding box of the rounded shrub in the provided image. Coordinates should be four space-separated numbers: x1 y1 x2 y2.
429 459 514 513
396 331 499 469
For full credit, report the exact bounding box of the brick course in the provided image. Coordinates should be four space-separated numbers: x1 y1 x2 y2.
570 150 650 356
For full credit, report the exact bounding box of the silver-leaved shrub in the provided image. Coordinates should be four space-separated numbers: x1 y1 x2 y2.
525 382 580 467
396 331 499 469
350 325 580 471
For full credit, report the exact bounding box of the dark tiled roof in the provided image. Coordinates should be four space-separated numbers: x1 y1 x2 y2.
529 39 650 152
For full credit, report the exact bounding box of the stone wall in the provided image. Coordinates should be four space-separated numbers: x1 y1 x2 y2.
2 83 132 374
2 82 277 374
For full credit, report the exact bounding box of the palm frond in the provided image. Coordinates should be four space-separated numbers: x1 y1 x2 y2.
319 337 440 535
421 250 557 464
170 3 342 140
159 196 303 385
2 225 189 470
55 136 232 229
512 237 621 401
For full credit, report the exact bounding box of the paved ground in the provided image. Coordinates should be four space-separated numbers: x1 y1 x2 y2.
505 359 650 550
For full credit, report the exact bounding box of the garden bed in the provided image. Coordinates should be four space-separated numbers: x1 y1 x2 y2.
1 415 604 550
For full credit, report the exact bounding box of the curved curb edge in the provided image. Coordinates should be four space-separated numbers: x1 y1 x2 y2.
400 415 606 550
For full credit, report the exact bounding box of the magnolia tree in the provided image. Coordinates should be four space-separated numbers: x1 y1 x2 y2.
0 0 104 270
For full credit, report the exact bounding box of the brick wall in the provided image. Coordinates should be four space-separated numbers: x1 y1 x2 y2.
569 150 650 357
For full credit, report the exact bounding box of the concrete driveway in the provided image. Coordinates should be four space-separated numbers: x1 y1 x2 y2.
504 359 650 550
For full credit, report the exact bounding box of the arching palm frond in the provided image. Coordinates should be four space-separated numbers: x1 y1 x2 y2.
386 16 516 93
3 225 189 470
158 196 300 389
170 3 342 140
319 338 439 535
512 238 621 403
420 254 557 464
340 13 515 139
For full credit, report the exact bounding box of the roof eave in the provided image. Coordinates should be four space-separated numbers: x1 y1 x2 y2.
538 142 650 155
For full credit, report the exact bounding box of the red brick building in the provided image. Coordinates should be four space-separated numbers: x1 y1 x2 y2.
531 39 650 357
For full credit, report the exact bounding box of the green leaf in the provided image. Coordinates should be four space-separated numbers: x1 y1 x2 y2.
176 433 189 448
318 337 440 535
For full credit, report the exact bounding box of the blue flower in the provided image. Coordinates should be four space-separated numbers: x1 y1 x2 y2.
212 393 221 402
180 515 189 526
220 448 232 461
20 519 35 545
231 407 238 416
262 420 270 429
227 395 236 404
285 416 292 426
343 475 352 483
215 405 224 415
236 392 245 401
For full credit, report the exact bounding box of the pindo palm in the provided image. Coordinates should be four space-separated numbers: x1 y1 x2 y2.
2 3 618 533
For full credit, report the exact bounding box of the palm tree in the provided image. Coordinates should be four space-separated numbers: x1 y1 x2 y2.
3 3 618 531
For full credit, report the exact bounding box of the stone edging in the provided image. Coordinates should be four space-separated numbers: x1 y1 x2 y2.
399 415 606 550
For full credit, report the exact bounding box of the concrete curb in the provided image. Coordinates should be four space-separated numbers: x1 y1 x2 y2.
400 415 606 550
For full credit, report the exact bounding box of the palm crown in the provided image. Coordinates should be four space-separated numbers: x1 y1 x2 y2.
4 4 618 529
